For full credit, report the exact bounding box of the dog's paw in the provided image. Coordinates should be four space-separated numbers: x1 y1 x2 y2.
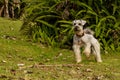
76 60 82 63
97 60 102 62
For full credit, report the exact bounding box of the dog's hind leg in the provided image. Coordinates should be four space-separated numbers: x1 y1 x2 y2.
83 43 91 59
91 40 102 62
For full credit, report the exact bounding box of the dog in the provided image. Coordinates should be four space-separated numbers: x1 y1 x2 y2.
72 20 102 63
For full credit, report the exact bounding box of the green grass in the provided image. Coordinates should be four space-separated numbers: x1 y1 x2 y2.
0 17 120 80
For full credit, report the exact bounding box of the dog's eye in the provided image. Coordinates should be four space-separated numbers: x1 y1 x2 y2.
78 23 81 25
74 23 76 25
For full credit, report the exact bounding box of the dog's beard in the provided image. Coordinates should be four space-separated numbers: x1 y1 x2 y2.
75 30 84 37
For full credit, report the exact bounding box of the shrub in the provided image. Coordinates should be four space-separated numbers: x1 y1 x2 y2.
20 0 120 51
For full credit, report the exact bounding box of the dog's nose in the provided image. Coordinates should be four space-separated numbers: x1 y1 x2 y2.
74 26 80 31
75 26 79 28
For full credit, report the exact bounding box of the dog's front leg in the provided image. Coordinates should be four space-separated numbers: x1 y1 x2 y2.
73 44 81 63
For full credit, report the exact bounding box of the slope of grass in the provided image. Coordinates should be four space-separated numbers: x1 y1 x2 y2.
0 17 120 80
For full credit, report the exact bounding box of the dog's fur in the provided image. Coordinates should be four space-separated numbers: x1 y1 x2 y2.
72 20 102 63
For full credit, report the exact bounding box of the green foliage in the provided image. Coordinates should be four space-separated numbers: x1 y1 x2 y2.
20 0 73 48
20 0 120 51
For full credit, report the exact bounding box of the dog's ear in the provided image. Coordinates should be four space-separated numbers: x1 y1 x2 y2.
80 20 86 25
72 20 75 26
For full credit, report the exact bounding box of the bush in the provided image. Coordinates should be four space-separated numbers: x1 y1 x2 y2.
20 0 120 51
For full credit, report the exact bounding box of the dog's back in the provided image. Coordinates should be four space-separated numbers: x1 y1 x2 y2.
84 28 94 35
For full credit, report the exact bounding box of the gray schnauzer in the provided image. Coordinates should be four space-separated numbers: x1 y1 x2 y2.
72 20 102 63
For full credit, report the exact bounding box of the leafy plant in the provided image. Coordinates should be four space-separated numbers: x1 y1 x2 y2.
20 0 120 52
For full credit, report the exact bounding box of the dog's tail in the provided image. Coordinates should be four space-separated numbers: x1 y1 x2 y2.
84 28 94 35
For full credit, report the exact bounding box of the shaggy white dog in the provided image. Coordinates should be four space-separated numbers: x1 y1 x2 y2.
72 20 102 63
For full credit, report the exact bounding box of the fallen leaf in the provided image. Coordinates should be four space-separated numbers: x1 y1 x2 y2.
86 68 93 72
69 70 77 74
19 77 25 80
87 76 92 80
0 74 7 78
1 60 7 63
24 70 33 74
54 53 63 59
27 58 33 61
93 75 104 80
76 67 80 70
45 59 50 62
10 69 16 75
17 63 25 67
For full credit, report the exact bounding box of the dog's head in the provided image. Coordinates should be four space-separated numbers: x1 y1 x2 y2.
73 20 86 32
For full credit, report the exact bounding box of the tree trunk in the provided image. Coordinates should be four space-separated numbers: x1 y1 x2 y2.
11 5 14 18
4 0 9 18
0 5 4 17
11 0 20 18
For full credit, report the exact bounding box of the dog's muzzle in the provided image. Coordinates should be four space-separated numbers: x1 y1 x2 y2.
74 26 81 31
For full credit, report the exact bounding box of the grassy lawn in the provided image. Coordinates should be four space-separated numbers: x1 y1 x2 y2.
0 17 120 80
